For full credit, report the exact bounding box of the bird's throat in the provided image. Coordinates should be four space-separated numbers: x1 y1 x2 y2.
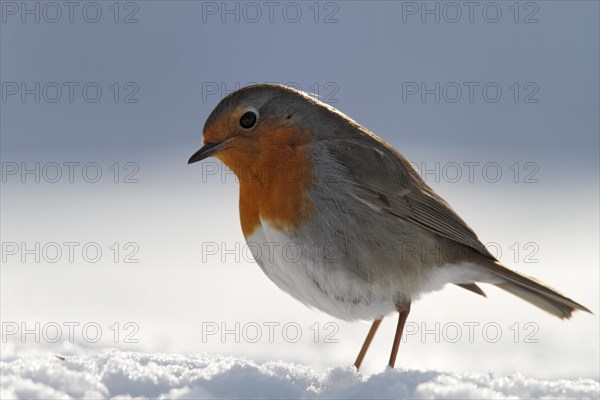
217 124 316 238
235 146 315 238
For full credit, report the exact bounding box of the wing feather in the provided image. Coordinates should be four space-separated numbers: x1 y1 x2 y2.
327 137 494 259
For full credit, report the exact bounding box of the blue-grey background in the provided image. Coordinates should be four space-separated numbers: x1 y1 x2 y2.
1 1 598 379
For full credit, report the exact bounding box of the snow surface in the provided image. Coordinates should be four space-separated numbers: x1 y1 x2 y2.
1 348 598 399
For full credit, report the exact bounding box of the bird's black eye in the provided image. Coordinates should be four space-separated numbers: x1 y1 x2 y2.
239 111 257 129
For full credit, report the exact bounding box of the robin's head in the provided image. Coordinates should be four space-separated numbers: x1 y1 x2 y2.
188 84 326 170
189 84 334 233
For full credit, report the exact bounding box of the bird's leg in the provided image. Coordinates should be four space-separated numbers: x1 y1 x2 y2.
353 318 383 370
388 302 411 368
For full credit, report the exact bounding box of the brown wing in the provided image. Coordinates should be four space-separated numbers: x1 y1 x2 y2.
327 137 495 260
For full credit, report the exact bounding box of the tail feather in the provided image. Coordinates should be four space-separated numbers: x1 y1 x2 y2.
455 283 487 297
478 260 592 319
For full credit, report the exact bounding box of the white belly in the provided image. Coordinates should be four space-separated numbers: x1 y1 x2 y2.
246 219 398 321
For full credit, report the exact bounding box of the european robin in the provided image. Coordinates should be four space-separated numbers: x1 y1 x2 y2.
188 84 591 369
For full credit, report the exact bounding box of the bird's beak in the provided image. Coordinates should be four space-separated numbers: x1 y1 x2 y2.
188 139 230 164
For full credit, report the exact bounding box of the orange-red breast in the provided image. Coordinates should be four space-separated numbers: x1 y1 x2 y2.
188 84 591 369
